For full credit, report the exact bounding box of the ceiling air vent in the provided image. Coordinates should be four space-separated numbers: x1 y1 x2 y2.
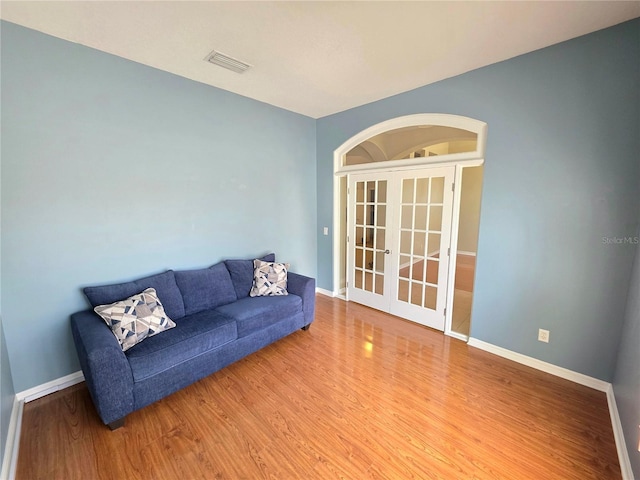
205 50 251 74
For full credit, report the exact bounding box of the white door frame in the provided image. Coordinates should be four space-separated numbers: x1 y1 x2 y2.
332 114 487 337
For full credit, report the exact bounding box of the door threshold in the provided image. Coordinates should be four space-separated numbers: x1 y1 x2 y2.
446 330 469 342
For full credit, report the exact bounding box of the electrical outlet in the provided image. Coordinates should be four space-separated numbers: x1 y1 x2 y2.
538 329 550 343
323 227 329 236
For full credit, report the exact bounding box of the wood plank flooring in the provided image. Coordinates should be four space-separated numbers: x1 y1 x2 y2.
17 295 621 479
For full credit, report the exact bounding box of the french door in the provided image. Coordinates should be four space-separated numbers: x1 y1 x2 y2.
347 167 455 331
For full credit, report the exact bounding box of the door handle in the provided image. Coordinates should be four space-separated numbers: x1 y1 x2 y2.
377 249 391 254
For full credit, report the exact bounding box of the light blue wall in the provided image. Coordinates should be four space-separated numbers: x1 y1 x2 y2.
0 53 12 464
1 21 316 392
316 19 640 381
613 223 640 478
0 15 637 399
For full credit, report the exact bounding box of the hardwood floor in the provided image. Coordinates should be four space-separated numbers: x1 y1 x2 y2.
17 295 621 479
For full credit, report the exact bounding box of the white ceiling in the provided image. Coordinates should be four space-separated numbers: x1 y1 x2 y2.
2 1 639 118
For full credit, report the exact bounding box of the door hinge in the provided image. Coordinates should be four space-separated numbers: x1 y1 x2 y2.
347 187 350 195
346 281 349 288
447 247 451 256
347 235 350 243
452 183 455 192
444 307 447 317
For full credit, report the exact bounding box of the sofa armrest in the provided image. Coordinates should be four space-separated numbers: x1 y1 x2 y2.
70 310 134 425
288 272 316 326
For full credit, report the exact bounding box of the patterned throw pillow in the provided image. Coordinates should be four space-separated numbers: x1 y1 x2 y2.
250 259 290 297
94 288 176 352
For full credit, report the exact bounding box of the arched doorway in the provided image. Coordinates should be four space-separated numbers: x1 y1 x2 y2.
332 114 487 338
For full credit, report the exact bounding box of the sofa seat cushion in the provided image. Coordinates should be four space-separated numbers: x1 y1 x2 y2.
126 310 237 382
215 294 302 338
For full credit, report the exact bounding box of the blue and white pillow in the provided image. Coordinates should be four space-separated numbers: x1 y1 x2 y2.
250 260 290 297
94 288 176 351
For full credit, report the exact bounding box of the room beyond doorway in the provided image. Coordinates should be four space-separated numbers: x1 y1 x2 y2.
451 165 483 336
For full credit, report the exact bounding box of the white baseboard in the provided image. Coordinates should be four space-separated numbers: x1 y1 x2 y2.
467 337 609 391
606 385 634 480
315 287 335 297
467 337 633 478
316 287 347 300
0 371 85 479
17 370 85 403
1 397 23 480
446 330 468 342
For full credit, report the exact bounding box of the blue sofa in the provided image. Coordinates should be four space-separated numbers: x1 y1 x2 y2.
70 254 315 429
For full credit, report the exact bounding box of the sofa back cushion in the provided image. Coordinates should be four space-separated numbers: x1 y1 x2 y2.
174 262 237 316
83 270 186 320
224 253 275 299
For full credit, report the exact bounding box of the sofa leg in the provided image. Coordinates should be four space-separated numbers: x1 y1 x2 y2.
107 417 125 430
301 324 310 331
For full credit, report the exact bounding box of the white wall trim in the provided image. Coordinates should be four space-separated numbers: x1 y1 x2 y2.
444 164 463 336
467 338 609 391
336 152 482 175
468 338 633 479
315 287 335 298
16 370 85 403
1 370 86 479
606 385 634 480
1 397 23 480
334 114 488 178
